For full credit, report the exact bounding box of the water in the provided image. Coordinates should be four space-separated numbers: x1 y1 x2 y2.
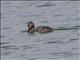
1 1 80 60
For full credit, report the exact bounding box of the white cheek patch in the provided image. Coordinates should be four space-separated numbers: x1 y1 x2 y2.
30 24 32 27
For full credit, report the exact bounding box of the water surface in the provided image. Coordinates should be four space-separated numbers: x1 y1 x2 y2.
1 1 80 60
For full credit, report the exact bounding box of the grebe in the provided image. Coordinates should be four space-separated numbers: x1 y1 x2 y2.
27 21 53 33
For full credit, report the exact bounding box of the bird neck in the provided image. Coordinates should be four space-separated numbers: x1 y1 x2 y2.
30 26 35 30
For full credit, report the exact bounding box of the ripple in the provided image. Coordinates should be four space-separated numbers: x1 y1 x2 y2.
21 45 34 50
65 38 79 43
0 42 9 45
36 3 56 8
40 21 48 23
18 14 41 17
46 41 64 44
69 38 79 41
0 35 5 38
72 26 80 29
29 58 39 60
55 26 80 31
1 52 12 56
2 27 11 30
1 45 19 50
50 51 79 56
54 14 62 17
72 48 79 50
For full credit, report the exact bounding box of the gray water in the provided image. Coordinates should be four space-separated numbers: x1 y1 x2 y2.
1 1 80 60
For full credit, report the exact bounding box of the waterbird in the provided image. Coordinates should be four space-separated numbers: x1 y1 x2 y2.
27 21 53 33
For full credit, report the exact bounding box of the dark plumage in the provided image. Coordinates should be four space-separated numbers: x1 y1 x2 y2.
27 21 53 33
